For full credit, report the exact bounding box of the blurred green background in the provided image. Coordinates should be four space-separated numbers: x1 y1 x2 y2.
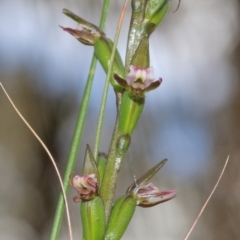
0 0 240 239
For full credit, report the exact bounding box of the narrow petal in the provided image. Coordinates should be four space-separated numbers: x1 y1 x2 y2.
113 73 129 89
127 159 168 194
144 78 162 92
127 65 139 85
60 26 96 45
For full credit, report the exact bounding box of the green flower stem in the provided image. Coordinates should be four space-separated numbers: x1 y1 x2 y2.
100 0 170 224
93 0 127 160
49 1 112 239
100 123 131 221
49 57 97 240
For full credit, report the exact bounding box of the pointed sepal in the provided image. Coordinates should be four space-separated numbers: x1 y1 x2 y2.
126 159 177 207
60 9 104 45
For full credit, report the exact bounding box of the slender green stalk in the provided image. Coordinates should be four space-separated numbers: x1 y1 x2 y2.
100 115 120 220
95 1 129 222
49 1 112 239
93 0 128 160
50 58 97 240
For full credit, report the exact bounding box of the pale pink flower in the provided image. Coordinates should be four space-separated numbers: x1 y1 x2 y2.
70 173 98 202
133 182 176 207
113 65 162 98
126 65 156 90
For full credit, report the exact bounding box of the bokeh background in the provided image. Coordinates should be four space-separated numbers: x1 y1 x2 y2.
0 0 240 239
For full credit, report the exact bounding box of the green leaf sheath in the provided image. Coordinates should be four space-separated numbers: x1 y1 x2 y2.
105 196 136 240
94 37 125 93
81 197 106 240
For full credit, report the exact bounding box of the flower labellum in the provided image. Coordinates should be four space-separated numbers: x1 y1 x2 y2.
70 173 98 202
114 65 162 99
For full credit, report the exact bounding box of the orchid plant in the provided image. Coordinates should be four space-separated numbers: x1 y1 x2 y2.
51 0 179 239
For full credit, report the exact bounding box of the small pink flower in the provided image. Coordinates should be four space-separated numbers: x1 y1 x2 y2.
60 9 105 45
60 25 100 46
126 66 156 90
70 173 98 202
113 65 162 99
133 183 176 207
126 159 176 207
